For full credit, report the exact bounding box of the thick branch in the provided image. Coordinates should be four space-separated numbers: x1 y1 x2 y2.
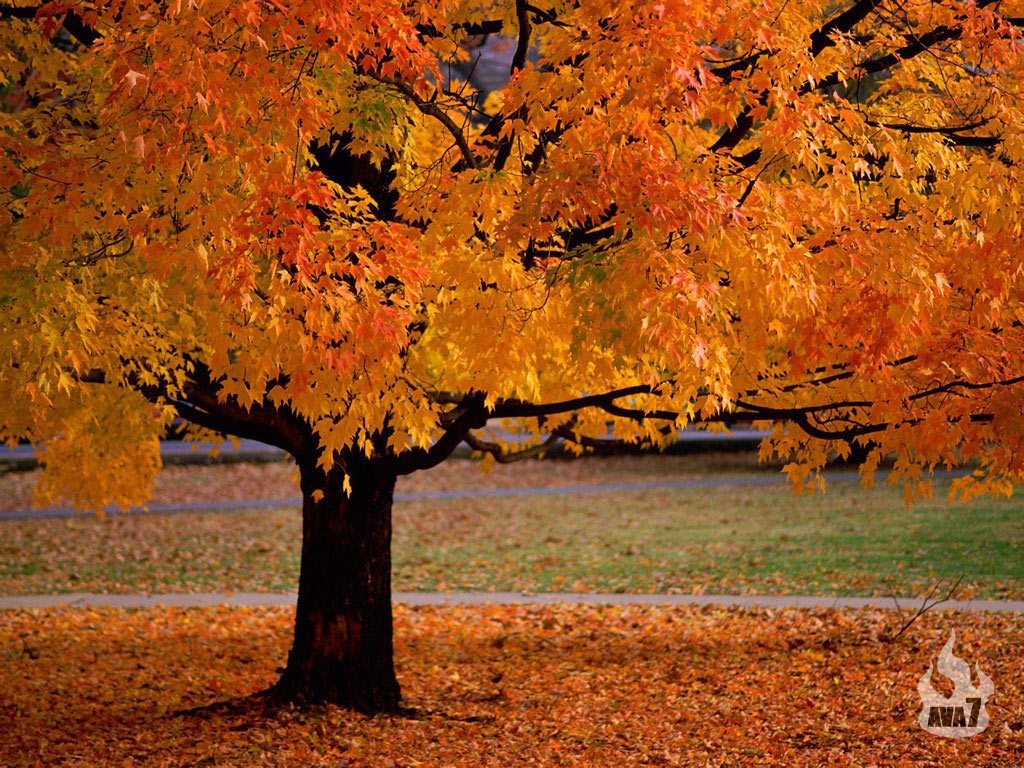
166 398 299 455
415 19 504 38
0 5 99 46
391 394 487 474
511 0 532 76
490 0 534 171
814 0 1001 93
68 363 303 455
809 0 881 56
481 359 1024 445
0 5 36 19
711 0 885 156
711 1 999 160
177 367 308 458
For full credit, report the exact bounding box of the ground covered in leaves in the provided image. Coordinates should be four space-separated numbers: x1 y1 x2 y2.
2 455 1023 598
1 605 1022 766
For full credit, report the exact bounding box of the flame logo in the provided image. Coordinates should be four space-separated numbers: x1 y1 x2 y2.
917 630 994 738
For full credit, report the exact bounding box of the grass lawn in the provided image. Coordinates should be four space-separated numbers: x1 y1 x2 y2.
1 605 1021 767
2 454 1023 598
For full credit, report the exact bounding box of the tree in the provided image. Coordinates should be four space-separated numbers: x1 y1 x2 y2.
2 0 1024 711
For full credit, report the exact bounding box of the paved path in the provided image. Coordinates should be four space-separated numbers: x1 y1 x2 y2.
0 468 970 521
2 591 1021 612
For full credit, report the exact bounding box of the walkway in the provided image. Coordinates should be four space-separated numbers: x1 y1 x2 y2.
2 591 1021 612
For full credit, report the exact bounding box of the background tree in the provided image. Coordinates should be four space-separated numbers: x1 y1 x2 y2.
3 0 1024 712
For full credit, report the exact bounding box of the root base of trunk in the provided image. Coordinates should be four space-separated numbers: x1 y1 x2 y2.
268 671 401 714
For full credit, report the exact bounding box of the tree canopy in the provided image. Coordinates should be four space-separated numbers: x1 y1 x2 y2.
3 0 1024 507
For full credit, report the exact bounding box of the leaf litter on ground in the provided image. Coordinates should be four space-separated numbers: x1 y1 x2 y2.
1 605 1022 767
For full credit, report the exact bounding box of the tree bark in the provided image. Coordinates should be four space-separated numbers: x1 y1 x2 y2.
271 455 401 712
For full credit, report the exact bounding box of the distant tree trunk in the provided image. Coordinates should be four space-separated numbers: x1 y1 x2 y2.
270 454 401 712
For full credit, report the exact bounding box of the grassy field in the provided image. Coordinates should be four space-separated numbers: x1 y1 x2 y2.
2 454 1023 598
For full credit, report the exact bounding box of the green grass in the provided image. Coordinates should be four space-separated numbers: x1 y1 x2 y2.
2 470 1023 598
391 481 1024 597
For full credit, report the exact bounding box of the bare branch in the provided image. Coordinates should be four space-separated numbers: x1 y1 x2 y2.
882 575 965 643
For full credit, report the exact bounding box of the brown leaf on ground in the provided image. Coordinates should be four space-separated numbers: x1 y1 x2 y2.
1 605 1022 766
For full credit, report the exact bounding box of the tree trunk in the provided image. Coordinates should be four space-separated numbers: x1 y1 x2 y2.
271 456 401 712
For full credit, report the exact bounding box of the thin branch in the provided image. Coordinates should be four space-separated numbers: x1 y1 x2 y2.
463 429 562 463
908 374 1024 402
882 575 965 643
365 73 479 169
490 384 660 418
865 118 990 135
551 423 676 451
708 51 766 83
